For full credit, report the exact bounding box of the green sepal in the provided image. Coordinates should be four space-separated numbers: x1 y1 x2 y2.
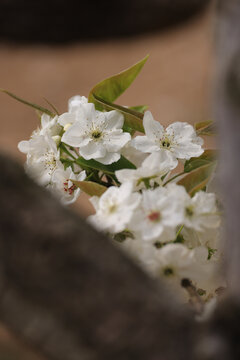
72 180 107 197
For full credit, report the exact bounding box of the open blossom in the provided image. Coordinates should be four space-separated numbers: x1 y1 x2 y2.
129 185 184 242
61 104 131 164
51 164 86 205
116 151 178 190
181 191 220 232
18 134 61 186
88 182 141 233
152 244 198 281
58 98 94 130
131 111 204 160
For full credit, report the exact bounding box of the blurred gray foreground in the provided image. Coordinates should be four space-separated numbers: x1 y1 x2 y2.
1 0 240 359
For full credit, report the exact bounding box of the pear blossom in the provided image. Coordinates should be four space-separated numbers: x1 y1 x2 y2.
40 114 62 137
116 151 178 190
181 191 220 232
18 134 61 186
51 164 86 205
131 111 204 160
88 182 141 233
152 244 198 282
129 186 184 242
58 99 94 131
62 106 131 164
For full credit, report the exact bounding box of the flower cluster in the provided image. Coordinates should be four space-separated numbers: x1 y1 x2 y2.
16 56 223 308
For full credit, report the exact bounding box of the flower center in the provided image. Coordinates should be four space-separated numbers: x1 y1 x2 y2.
185 206 194 217
108 204 117 213
63 180 77 195
163 267 174 276
91 130 102 139
44 151 57 174
148 211 161 222
159 134 173 149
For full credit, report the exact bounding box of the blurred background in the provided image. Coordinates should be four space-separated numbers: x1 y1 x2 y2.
0 1 214 358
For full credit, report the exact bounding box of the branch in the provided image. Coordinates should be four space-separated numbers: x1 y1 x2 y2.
0 153 195 360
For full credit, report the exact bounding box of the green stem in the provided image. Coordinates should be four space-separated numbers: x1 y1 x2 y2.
176 225 184 238
164 171 185 186
60 143 76 160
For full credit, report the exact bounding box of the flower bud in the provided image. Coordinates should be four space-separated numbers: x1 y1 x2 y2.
64 123 72 132
52 135 61 147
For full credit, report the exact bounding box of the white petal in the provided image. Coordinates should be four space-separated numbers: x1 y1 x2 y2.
104 132 131 152
79 141 106 160
18 140 30 154
58 112 76 127
143 111 164 141
104 110 124 130
96 152 120 165
62 121 87 147
131 136 159 153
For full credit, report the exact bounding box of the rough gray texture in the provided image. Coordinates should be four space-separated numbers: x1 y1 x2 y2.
0 153 195 360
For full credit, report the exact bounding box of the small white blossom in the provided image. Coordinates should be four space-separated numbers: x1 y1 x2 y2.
51 164 86 205
131 111 204 160
40 114 62 137
116 151 178 190
88 182 141 233
62 106 131 164
182 191 220 232
152 243 198 281
18 134 60 186
129 186 184 242
58 100 95 131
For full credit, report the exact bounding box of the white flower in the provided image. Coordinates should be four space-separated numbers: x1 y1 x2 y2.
116 151 178 190
18 134 60 186
88 182 141 233
131 111 204 160
58 100 94 131
152 243 198 281
182 191 220 232
129 186 184 242
68 95 88 113
51 164 86 205
62 106 131 164
40 114 62 137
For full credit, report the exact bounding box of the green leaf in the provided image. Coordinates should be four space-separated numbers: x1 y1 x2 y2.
0 88 55 117
130 105 148 113
184 150 217 173
178 162 216 196
92 94 145 133
72 180 107 196
75 155 136 175
88 55 149 109
195 120 216 136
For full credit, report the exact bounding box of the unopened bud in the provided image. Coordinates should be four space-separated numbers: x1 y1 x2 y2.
64 123 72 132
52 135 61 146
